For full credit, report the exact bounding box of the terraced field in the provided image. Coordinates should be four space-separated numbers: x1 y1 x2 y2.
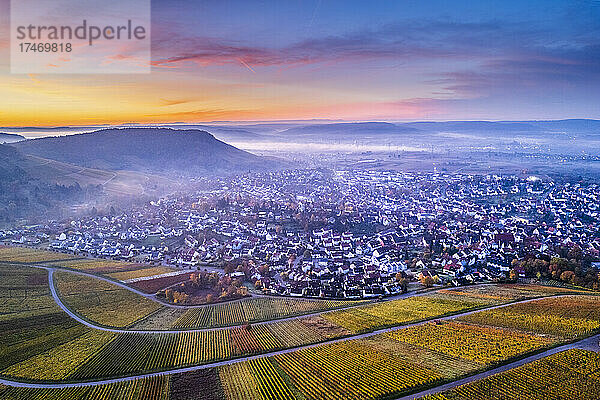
386 320 555 365
424 349 600 400
54 271 164 328
0 376 170 400
0 266 105 380
321 294 488 333
172 297 367 329
459 295 600 338
46 258 158 275
106 266 180 282
2 249 600 400
0 247 77 263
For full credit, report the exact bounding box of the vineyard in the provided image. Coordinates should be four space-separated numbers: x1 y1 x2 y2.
66 328 270 379
0 266 99 377
459 295 600 337
54 271 163 327
425 349 600 400
219 362 263 399
131 307 187 330
0 247 186 292
7 349 600 400
321 294 483 333
0 376 169 400
1 330 116 380
0 247 76 263
130 274 193 294
386 321 554 365
360 336 481 379
46 258 151 275
65 316 347 379
274 339 442 400
220 358 299 400
172 297 367 329
0 265 357 382
170 369 224 400
0 264 57 316
215 320 559 400
106 266 179 282
438 283 586 303
2 256 600 400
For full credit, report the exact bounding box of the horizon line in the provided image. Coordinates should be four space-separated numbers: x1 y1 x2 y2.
1 117 600 130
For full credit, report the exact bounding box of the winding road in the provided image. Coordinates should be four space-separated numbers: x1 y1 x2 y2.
3 290 597 389
45 267 370 333
0 265 596 391
0 263 597 397
43 266 443 333
40 263 373 310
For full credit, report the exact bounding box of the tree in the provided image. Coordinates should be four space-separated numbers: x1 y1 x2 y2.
550 257 568 272
222 285 238 298
397 277 408 293
173 291 189 304
420 275 435 288
560 270 576 284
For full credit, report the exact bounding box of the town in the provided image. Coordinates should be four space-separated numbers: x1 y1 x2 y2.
3 169 599 299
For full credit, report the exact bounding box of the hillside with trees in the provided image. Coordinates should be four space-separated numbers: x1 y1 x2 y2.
14 128 281 176
0 144 101 222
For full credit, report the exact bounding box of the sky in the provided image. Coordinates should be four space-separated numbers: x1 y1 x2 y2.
0 0 599 126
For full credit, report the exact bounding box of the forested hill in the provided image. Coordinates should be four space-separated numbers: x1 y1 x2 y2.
14 128 278 175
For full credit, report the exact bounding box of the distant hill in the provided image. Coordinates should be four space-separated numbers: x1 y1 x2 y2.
402 119 600 134
0 132 25 143
270 119 600 137
278 122 419 137
13 128 279 175
403 121 541 132
518 119 600 133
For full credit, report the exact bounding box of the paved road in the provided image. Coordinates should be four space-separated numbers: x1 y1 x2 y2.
397 334 600 400
39 264 376 309
39 263 448 330
0 285 592 388
44 267 431 333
